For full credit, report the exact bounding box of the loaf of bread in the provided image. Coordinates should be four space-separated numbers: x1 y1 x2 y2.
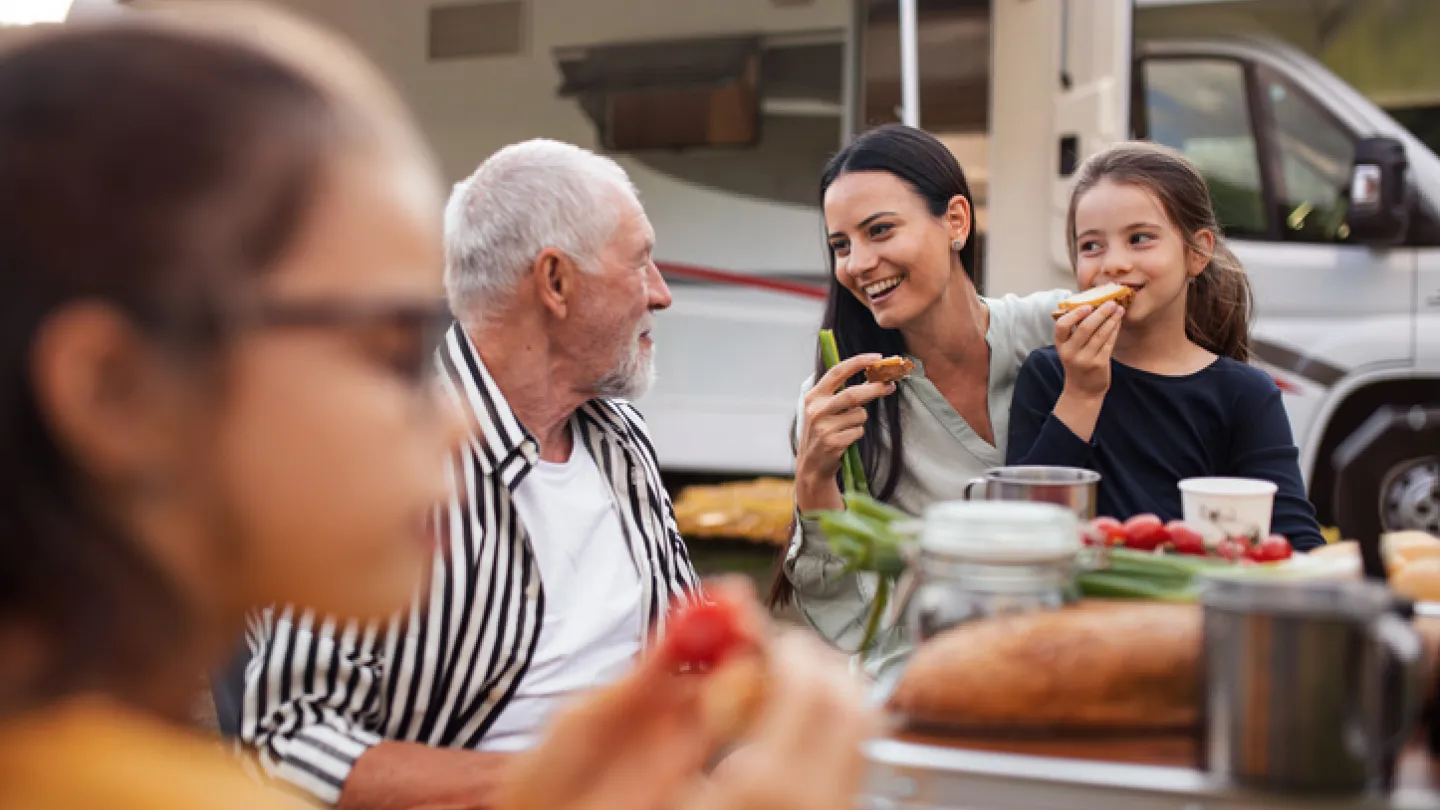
888 601 1201 731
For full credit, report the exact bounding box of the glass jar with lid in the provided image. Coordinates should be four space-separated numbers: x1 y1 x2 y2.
904 500 1082 641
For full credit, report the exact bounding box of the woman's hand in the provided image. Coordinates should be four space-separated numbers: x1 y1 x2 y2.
495 579 876 810
493 626 711 810
1051 301 1123 442
683 630 875 810
794 353 894 512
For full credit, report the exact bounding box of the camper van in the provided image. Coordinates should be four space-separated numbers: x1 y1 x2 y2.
86 0 1440 540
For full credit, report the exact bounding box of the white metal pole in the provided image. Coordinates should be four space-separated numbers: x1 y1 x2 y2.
898 0 920 127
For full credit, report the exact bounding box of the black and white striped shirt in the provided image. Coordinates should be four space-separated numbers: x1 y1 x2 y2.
240 323 701 805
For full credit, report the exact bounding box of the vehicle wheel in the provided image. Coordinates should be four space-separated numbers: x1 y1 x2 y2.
1332 406 1440 545
1380 456 1440 535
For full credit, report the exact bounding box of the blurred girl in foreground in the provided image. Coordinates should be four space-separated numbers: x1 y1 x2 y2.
0 6 870 810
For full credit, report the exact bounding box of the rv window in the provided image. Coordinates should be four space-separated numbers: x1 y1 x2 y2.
1255 66 1357 245
555 36 761 150
1138 57 1269 239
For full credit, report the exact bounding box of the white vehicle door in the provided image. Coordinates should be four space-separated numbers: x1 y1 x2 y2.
987 0 1132 295
1133 44 1417 462
1049 0 1135 270
1417 221 1440 370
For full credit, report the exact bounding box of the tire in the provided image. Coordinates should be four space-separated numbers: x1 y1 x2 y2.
1331 406 1440 546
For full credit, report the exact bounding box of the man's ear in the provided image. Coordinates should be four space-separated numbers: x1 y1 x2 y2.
1189 229 1217 278
30 302 190 490
533 248 580 319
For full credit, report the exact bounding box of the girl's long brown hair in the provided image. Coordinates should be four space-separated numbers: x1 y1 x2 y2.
1066 141 1254 362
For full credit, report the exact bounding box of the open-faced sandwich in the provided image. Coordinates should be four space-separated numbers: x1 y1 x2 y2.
664 592 769 746
865 356 915 384
1051 282 1135 319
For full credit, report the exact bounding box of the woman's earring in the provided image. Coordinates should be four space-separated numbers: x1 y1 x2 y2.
952 238 966 252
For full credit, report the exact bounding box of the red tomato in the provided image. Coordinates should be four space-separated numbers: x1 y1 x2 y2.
1122 513 1169 551
1255 534 1294 563
1216 539 1248 562
664 597 749 670
1088 517 1127 547
1166 520 1206 555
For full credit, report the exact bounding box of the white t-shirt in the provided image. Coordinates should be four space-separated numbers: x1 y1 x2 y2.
478 435 643 752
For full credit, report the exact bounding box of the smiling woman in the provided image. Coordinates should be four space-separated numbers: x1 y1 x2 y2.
772 124 1069 652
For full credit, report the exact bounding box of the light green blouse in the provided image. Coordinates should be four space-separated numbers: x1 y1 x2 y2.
783 288 1070 652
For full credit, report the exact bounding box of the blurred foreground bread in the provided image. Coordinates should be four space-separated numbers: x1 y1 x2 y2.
699 653 769 745
889 601 1201 731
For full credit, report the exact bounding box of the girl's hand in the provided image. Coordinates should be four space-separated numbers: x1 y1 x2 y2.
794 353 894 511
1054 301 1123 400
682 629 876 810
496 579 875 810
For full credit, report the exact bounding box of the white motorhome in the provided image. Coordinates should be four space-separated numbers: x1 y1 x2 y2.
85 0 1440 540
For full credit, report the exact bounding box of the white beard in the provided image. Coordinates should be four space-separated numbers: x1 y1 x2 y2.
591 322 655 401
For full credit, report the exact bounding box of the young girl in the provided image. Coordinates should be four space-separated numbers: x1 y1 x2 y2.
0 9 867 810
1006 142 1324 551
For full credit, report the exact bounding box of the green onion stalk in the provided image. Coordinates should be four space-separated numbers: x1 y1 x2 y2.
813 329 897 656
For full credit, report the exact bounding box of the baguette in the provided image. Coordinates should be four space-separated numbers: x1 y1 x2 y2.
1051 283 1135 319
865 356 915 384
889 601 1200 731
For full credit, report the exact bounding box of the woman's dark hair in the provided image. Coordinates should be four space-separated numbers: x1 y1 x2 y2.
0 22 340 712
1067 141 1253 362
767 124 978 608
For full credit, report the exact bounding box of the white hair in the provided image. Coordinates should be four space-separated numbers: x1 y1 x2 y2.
443 139 638 319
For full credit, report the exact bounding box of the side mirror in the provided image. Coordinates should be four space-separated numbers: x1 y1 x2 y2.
1347 136 1410 246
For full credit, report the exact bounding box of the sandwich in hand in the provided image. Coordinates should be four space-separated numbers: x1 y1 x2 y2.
1051 282 1135 319
664 591 769 746
865 356 915 384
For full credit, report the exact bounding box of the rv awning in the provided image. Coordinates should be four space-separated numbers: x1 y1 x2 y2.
555 34 761 97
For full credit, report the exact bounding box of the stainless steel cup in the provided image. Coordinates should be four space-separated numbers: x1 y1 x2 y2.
1200 577 1424 794
963 465 1101 521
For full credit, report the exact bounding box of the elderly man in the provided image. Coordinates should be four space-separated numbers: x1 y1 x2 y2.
239 139 700 809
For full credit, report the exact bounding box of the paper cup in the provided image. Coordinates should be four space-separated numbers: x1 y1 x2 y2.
1179 477 1279 543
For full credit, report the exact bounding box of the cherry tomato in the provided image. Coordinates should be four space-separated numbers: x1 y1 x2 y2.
1088 517 1127 547
1166 520 1206 556
1255 534 1293 563
664 597 748 670
1216 539 1248 562
1122 513 1169 551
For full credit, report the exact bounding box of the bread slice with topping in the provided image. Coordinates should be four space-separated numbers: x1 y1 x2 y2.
1051 283 1135 319
865 357 915 384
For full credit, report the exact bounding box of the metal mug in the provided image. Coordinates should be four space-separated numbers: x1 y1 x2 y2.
963 465 1101 521
1200 576 1424 795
